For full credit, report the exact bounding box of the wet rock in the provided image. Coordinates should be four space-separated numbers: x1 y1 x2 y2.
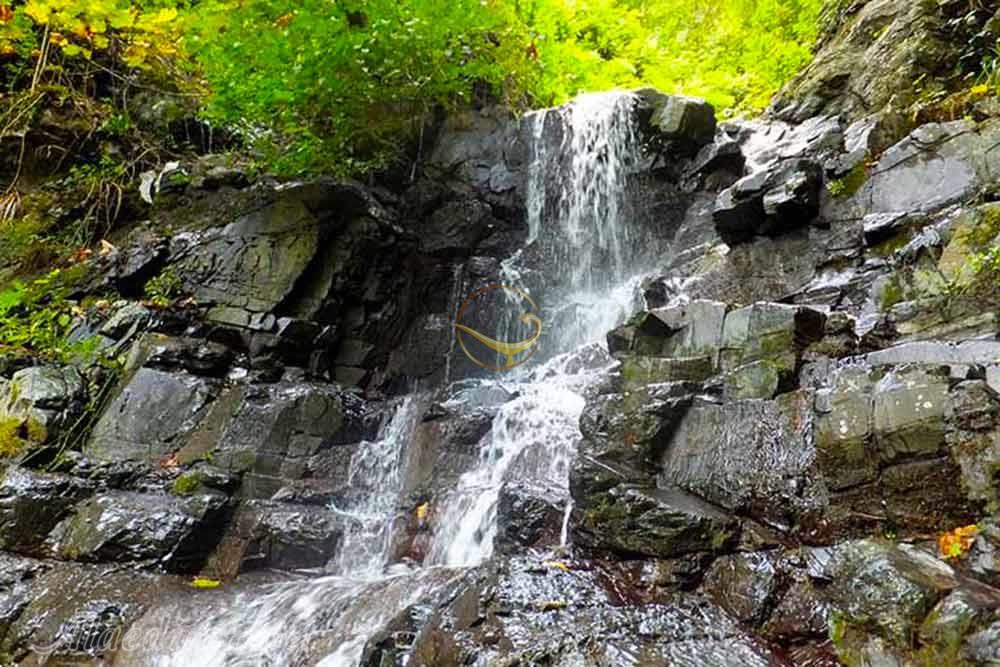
713 159 823 244
402 396 496 498
700 552 780 625
947 380 1000 505
209 501 343 574
862 120 1000 216
84 368 219 463
573 485 738 558
658 392 821 530
920 589 997 651
763 578 831 642
173 191 322 320
494 482 565 554
609 300 727 363
385 555 780 667
1 562 184 662
872 366 949 461
134 333 235 377
720 302 826 379
574 382 695 494
46 491 227 571
639 91 717 153
0 467 94 556
722 360 781 400
814 365 877 490
209 382 375 500
1 366 86 435
823 540 957 647
866 340 1000 367
687 135 746 182
963 619 1000 664
418 199 501 257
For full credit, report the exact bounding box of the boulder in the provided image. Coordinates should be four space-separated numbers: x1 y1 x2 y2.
713 159 823 244
872 367 949 461
637 90 717 152
814 365 877 490
821 540 958 650
46 491 227 571
701 552 781 625
720 302 826 378
84 368 218 463
573 485 737 558
495 482 565 554
208 501 344 574
209 382 375 500
0 467 94 556
1 366 86 435
861 120 1000 215
658 392 821 529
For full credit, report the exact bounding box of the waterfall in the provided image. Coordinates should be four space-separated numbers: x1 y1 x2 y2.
426 91 649 567
130 90 657 666
330 396 421 577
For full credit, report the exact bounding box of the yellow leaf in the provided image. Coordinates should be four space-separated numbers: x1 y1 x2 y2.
92 34 108 50
971 84 990 96
938 524 978 559
535 600 567 611
190 577 222 589
149 7 178 24
543 560 570 572
49 32 66 46
24 0 51 24
415 503 429 521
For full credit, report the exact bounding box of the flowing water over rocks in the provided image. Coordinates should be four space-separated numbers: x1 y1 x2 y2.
10 9 1000 664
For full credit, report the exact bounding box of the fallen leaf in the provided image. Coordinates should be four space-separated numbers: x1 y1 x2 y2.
939 524 978 559
415 502 429 521
99 239 117 257
159 454 180 469
190 577 222 589
0 6 13 23
543 560 570 572
535 600 567 611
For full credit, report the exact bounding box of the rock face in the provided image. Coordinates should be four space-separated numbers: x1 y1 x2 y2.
6 6 1000 663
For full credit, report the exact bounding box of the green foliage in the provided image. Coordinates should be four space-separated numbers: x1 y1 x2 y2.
0 266 97 361
0 0 192 86
144 269 182 308
193 0 825 175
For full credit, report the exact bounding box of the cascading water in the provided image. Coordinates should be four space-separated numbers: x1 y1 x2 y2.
426 91 652 567
129 90 659 666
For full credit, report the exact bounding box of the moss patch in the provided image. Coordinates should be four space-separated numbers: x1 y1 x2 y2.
827 162 869 198
171 472 202 496
0 416 47 458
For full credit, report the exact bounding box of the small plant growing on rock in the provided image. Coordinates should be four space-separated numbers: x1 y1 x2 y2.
144 270 183 308
826 162 868 198
171 471 202 496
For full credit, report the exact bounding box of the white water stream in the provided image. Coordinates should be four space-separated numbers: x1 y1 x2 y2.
126 91 656 667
